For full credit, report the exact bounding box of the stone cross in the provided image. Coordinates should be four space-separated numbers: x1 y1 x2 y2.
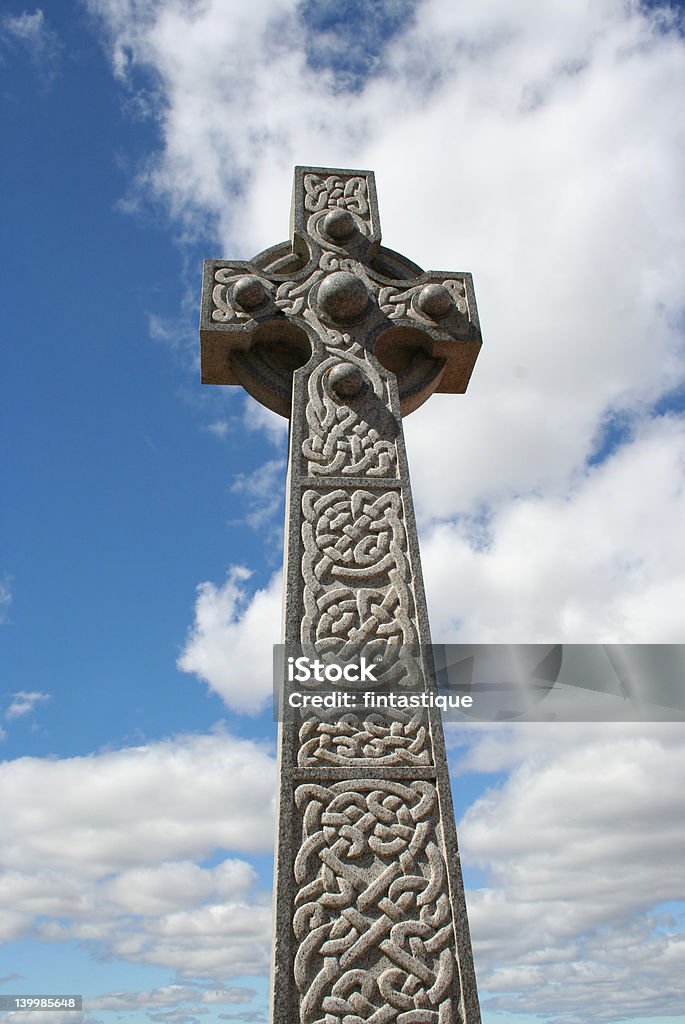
200 167 482 1024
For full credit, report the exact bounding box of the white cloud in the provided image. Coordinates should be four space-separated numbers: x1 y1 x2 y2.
202 989 256 1006
204 397 288 449
148 312 196 353
102 859 257 916
394 9 685 519
178 568 282 714
0 732 275 978
89 985 256 1011
2 9 46 45
242 397 288 447
205 419 230 439
421 415 685 643
0 731 275 873
231 457 286 531
0 8 59 63
218 1015 267 1024
5 690 50 720
2 700 683 1015
2 1014 97 1024
453 723 685 1020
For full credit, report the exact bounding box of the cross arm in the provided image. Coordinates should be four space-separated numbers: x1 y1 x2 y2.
199 166 483 417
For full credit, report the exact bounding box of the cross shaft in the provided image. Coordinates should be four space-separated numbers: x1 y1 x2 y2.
200 167 482 1024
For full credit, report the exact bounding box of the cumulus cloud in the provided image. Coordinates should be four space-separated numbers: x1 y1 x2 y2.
0 732 275 975
178 568 282 713
421 415 685 643
452 723 685 1020
1 731 275 873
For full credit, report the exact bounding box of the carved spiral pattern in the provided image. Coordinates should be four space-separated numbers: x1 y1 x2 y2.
303 355 398 477
378 278 468 320
293 781 458 1024
212 268 270 322
276 271 322 317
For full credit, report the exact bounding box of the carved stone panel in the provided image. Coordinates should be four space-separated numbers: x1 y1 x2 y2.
301 488 415 650
303 353 399 479
293 780 460 1024
297 710 432 768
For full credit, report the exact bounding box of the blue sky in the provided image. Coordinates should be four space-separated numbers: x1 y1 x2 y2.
1 2 685 1023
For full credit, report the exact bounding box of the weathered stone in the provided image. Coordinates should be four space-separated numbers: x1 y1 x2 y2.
418 282 453 320
200 166 483 1024
317 270 370 322
328 362 366 399
233 274 267 310
322 207 356 241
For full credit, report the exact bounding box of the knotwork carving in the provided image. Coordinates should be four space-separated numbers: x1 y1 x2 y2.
318 251 359 274
379 278 468 321
301 489 415 652
293 780 457 1024
298 711 432 767
303 173 373 251
275 271 323 317
201 166 483 1024
303 354 398 477
304 173 369 219
211 268 272 322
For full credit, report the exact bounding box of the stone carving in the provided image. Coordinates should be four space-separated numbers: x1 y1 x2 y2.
303 173 375 254
211 268 273 322
379 279 468 323
318 251 362 274
304 173 369 220
274 271 321 317
301 489 414 650
293 780 458 1024
199 167 483 1024
298 711 432 767
303 354 398 477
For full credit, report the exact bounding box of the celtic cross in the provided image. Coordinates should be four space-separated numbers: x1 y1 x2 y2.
200 167 482 1024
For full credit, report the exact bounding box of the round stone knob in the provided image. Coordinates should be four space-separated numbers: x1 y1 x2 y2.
317 272 369 322
328 363 366 400
417 283 453 320
322 208 356 241
233 275 267 311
